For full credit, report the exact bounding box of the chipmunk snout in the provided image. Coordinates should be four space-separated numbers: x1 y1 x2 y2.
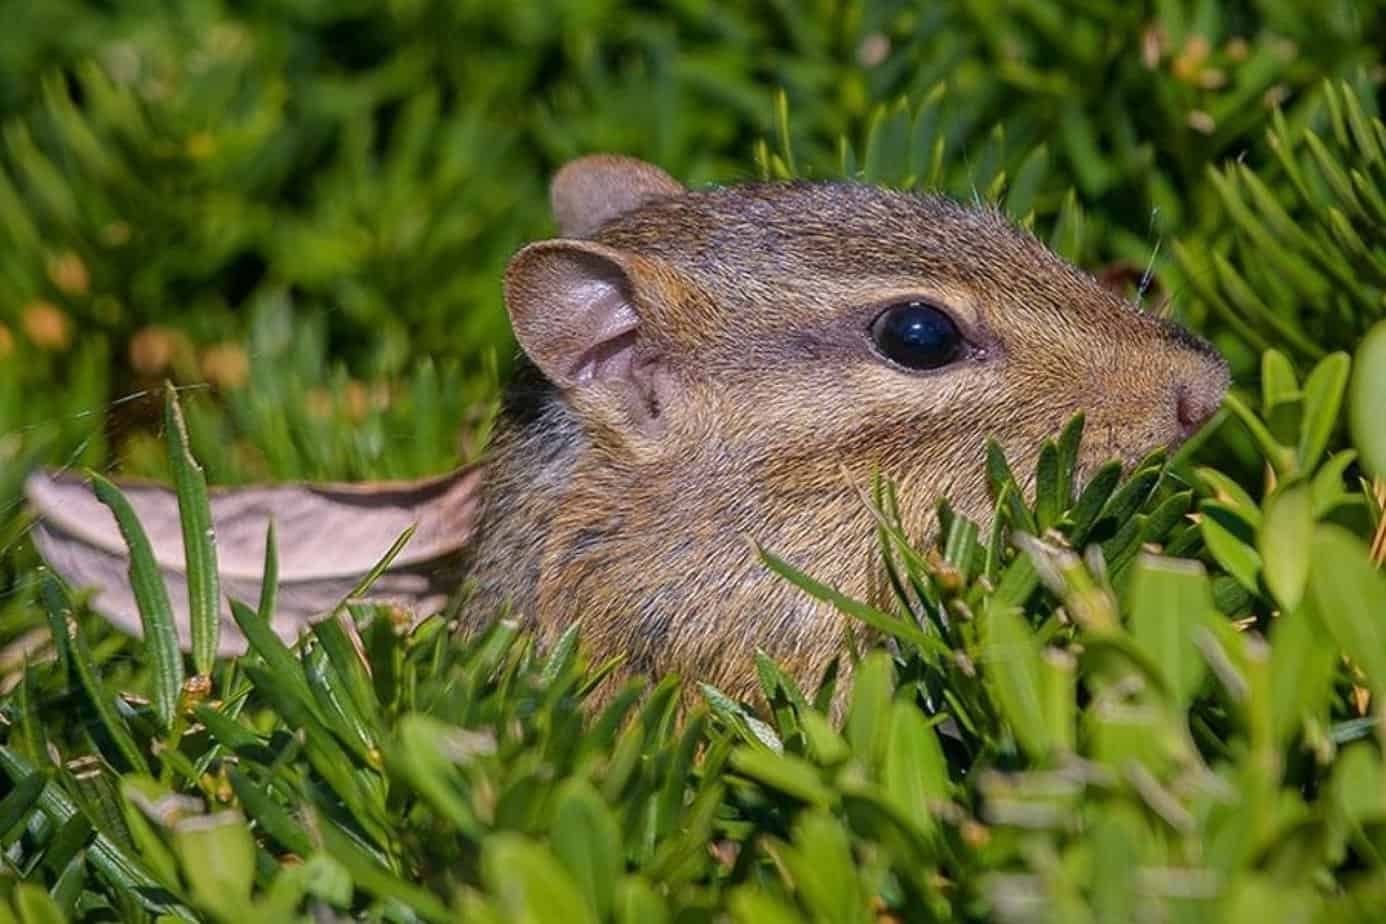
1173 357 1230 438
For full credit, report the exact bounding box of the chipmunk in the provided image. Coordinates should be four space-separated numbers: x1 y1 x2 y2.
27 155 1228 702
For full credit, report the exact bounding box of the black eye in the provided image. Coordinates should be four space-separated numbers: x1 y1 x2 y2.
870 301 963 370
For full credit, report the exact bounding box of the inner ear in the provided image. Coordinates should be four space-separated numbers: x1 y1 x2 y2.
559 251 641 384
550 155 684 238
504 239 674 433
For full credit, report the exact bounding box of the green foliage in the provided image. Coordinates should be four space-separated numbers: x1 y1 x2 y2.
5 337 1386 920
4 2 1386 921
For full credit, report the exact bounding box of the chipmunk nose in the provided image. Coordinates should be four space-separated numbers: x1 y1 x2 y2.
1154 318 1229 440
1174 364 1228 438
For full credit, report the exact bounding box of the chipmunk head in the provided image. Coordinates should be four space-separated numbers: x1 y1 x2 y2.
505 155 1226 526
488 155 1228 693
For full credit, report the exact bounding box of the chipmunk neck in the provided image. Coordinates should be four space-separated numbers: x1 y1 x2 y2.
460 361 586 624
457 361 882 699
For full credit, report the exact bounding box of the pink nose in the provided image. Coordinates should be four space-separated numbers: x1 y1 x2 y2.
1176 378 1224 437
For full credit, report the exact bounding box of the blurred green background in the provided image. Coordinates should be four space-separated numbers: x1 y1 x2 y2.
0 0 1382 492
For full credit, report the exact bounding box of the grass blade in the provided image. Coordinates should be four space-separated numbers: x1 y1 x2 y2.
757 544 950 661
228 599 322 727
89 473 184 729
345 525 417 603
1067 459 1123 545
163 383 219 677
39 576 150 775
257 519 278 626
0 748 191 919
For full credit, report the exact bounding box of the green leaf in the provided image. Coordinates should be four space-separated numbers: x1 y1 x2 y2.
319 815 451 923
117 778 184 891
1298 352 1351 472
1333 743 1384 826
1311 450 1359 516
1350 320 1386 479
992 552 1040 608
193 704 260 757
1005 143 1050 219
164 382 220 676
1259 482 1315 612
773 88 796 177
798 708 851 768
1307 525 1386 693
89 473 184 729
1197 467 1263 528
1214 256 1319 365
264 854 350 915
390 714 484 837
302 640 377 763
942 508 981 582
1269 603 1339 746
1143 490 1194 544
1200 501 1264 593
228 599 318 722
729 889 805 924
615 878 671 924
1089 809 1146 924
483 834 598 924
256 519 278 626
986 440 1037 534
12 885 65 924
0 768 46 840
754 649 810 712
845 652 894 770
1068 460 1123 544
313 616 382 740
982 601 1052 760
1039 648 1077 755
552 781 622 922
172 812 256 920
1126 554 1213 707
1056 413 1085 509
883 700 948 837
1099 460 1164 527
1223 392 1297 475
302 721 387 847
757 545 948 660
700 683 782 752
0 749 191 919
1261 349 1300 415
653 710 707 843
1034 440 1062 531
54 590 150 776
728 747 835 808
227 770 314 857
538 620 582 688
1049 188 1086 261
783 810 868 924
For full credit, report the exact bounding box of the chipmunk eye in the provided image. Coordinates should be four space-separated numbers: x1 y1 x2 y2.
870 302 963 370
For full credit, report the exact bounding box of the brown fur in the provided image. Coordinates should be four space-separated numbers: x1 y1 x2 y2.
463 160 1228 701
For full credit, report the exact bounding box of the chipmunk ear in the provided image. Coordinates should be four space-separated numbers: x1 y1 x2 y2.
504 239 675 435
550 155 683 238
